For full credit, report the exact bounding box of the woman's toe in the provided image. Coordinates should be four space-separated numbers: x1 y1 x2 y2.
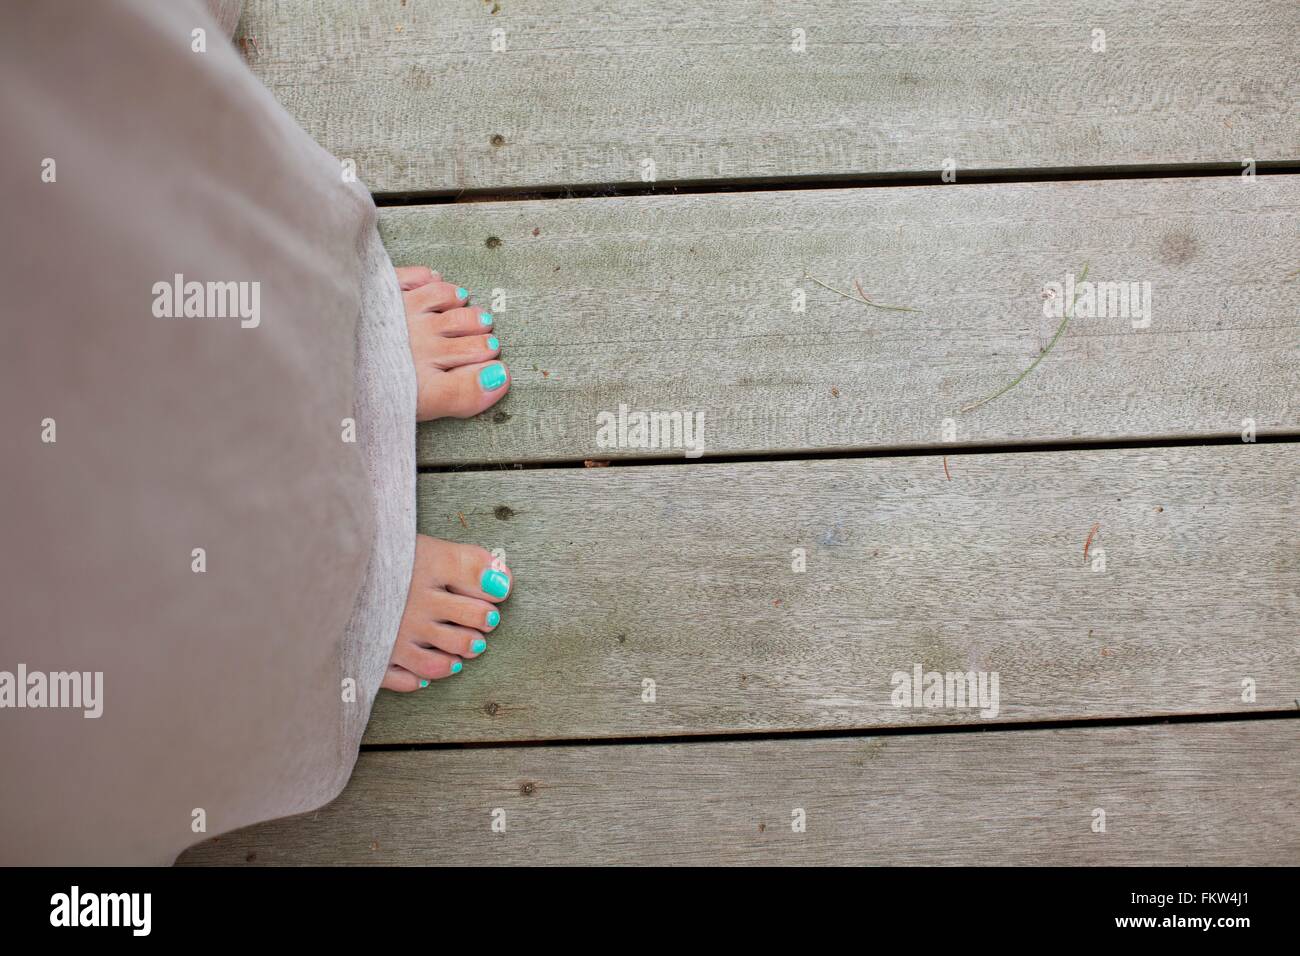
429 306 494 337
395 266 439 291
404 279 470 314
381 665 423 692
428 538 513 603
417 361 510 420
421 621 489 659
427 588 502 633
391 641 465 683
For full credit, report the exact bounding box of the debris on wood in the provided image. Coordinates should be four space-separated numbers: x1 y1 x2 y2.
1083 521 1101 564
457 511 469 530
583 460 610 467
962 261 1090 414
804 272 921 313
830 386 840 397
943 455 951 481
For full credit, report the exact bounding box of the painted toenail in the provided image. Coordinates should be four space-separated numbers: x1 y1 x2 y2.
472 638 488 654
457 287 469 300
486 609 500 628
419 679 429 689
480 312 493 326
479 363 507 391
481 568 511 598
451 660 463 675
487 336 500 351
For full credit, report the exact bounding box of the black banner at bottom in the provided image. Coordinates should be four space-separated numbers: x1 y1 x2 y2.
0 866 1284 941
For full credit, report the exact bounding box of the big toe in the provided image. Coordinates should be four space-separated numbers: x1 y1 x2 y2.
426 536 514 604
418 361 511 420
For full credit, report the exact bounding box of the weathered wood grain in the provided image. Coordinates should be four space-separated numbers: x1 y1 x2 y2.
385 176 1300 465
179 720 1300 865
237 1 1298 194
363 443 1298 745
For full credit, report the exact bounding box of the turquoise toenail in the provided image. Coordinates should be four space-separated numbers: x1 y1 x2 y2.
419 679 429 688
481 568 510 598
457 287 468 300
479 363 507 391
487 336 500 351
451 660 463 675
472 638 487 654
480 312 493 326
486 609 500 628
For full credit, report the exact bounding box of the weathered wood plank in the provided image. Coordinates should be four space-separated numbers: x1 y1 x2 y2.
363 444 1297 745
179 720 1300 865
238 0 1298 194
386 176 1300 465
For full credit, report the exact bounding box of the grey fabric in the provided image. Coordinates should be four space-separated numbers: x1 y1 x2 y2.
339 228 418 763
0 0 416 863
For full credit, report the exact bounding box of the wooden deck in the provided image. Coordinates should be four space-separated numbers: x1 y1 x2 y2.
181 0 1298 865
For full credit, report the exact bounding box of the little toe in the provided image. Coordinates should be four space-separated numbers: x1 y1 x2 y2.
404 280 470 314
381 664 424 692
395 266 439 291
417 361 510 420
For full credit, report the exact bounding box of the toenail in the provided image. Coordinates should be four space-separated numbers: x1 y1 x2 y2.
456 287 469 300
479 312 493 326
451 660 463 675
471 638 487 654
479 363 508 391
481 568 511 598
487 336 500 351
419 679 430 689
486 609 500 628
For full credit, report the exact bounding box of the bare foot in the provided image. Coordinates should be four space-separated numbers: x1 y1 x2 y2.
396 266 510 421
382 534 512 691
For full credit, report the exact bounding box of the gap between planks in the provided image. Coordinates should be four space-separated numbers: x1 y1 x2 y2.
375 162 1300 207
